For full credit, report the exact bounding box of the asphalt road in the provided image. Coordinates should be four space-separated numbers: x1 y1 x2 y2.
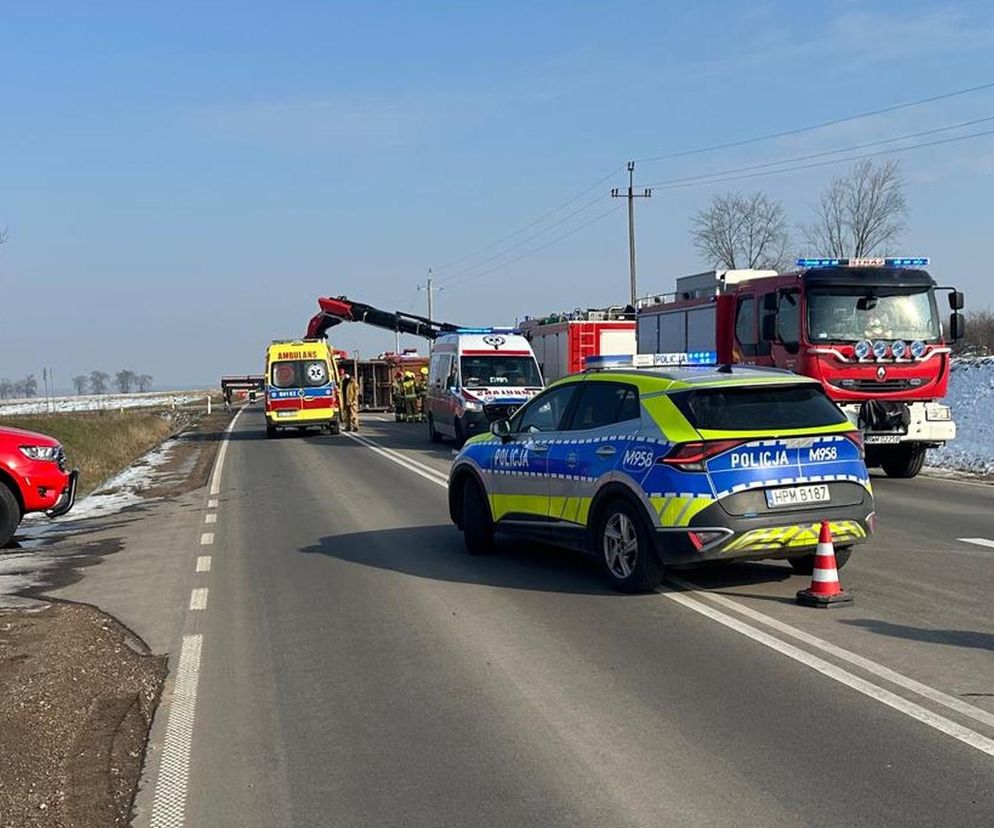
121 406 991 827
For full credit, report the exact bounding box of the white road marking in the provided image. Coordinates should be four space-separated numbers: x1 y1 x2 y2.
189 588 208 610
207 498 219 509
344 432 448 487
669 575 994 731
662 587 994 758
196 555 212 572
344 426 994 755
149 634 203 828
209 406 245 496
205 513 217 524
958 537 994 549
200 532 214 545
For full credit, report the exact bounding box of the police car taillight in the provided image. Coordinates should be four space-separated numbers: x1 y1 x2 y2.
845 431 865 459
662 439 744 472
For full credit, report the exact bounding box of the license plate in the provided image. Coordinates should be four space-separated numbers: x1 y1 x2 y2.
276 410 297 418
865 434 902 445
765 484 831 508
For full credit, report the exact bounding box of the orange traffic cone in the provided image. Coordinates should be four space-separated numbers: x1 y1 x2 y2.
796 521 853 608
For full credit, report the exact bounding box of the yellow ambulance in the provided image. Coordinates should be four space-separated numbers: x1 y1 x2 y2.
264 339 341 437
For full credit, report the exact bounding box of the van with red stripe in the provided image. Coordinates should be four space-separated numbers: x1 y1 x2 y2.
264 339 342 438
426 330 544 446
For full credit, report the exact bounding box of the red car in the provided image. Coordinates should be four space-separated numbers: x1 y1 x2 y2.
0 426 78 546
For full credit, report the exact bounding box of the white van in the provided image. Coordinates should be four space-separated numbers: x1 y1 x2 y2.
426 330 544 445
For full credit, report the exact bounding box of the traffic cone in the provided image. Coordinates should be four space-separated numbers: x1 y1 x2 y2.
796 521 853 608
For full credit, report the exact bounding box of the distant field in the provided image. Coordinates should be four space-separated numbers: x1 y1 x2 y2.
0 390 213 417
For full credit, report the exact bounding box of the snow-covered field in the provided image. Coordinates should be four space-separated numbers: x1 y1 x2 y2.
927 357 994 476
0 390 209 416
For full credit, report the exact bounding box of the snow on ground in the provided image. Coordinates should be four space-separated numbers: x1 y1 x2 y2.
0 391 208 416
927 357 994 476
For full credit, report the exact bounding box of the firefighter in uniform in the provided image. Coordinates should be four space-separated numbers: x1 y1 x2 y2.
342 370 360 432
416 366 429 422
402 371 417 422
392 371 405 421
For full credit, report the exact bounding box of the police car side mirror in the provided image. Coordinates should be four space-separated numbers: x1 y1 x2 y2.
491 419 512 442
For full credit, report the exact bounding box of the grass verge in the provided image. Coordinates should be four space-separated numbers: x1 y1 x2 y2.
4 411 179 498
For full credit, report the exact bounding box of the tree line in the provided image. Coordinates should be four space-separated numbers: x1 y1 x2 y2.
71 370 154 395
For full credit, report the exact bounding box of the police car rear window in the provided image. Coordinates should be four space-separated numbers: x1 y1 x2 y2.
670 384 848 431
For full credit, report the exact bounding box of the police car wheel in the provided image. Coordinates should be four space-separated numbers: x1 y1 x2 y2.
597 500 664 593
462 479 495 555
788 545 852 575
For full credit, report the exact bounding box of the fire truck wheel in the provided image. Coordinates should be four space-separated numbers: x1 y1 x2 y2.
880 444 926 478
428 414 443 444
788 545 852 575
462 479 495 555
0 482 22 547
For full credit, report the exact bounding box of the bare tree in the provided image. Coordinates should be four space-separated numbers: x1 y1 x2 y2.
89 370 109 395
72 374 88 395
137 373 153 392
115 369 138 393
957 309 994 356
803 159 907 257
0 227 8 245
691 191 791 271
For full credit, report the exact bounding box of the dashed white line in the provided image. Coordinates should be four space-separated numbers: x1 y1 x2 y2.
196 555 212 572
149 634 203 828
207 499 219 509
200 532 214 546
205 513 217 525
189 588 208 610
958 537 994 549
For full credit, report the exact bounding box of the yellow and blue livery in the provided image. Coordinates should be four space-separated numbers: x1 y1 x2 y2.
448 354 874 592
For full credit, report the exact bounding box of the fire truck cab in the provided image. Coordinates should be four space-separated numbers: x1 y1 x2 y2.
637 258 964 478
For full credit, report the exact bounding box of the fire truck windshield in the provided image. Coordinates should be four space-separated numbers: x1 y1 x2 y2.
460 355 542 388
806 287 940 343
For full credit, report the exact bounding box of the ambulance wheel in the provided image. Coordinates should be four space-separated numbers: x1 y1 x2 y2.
428 414 443 444
328 421 341 435
597 499 664 593
462 479 495 555
880 444 926 478
265 424 277 439
788 546 852 575
454 418 466 448
0 483 22 548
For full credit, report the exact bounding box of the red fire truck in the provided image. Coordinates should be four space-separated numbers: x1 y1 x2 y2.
519 307 636 383
636 258 965 478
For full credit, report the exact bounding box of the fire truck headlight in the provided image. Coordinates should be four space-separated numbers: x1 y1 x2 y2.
891 340 908 359
910 340 927 359
854 340 872 360
872 340 890 359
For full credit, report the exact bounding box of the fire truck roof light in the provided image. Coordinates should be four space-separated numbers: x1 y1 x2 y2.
797 256 930 268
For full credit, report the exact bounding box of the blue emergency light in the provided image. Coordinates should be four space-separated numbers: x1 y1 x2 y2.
585 351 718 370
797 256 929 268
454 327 521 335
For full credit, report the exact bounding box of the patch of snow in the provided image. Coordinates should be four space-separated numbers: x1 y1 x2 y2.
0 391 209 416
927 357 994 476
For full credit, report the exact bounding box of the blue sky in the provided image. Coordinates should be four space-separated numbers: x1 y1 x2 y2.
2 1 993 388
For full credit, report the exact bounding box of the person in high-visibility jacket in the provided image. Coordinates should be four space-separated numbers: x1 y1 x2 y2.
402 371 417 422
392 371 405 421
415 366 429 422
342 370 360 432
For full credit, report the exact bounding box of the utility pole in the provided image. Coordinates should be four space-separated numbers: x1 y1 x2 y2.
418 268 442 353
612 161 652 307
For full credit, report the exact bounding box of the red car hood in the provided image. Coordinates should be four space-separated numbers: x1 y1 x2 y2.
0 426 60 446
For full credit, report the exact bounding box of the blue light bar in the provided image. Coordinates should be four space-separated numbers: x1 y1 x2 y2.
454 327 521 335
797 256 930 268
585 351 718 370
649 351 717 366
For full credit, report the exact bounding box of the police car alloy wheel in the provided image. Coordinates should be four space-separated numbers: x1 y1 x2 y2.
597 500 664 592
462 479 495 555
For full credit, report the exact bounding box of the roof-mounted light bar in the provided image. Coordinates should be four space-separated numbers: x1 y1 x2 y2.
453 326 521 335
585 351 718 370
796 256 930 268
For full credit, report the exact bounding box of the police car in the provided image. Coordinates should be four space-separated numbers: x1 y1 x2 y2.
448 352 875 592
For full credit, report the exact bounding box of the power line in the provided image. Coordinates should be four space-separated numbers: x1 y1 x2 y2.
648 126 994 192
432 165 625 274
635 79 994 164
444 203 625 291
644 114 994 189
435 188 613 285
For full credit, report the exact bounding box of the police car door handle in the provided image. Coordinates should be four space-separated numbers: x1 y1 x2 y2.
528 442 549 453
595 445 617 457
